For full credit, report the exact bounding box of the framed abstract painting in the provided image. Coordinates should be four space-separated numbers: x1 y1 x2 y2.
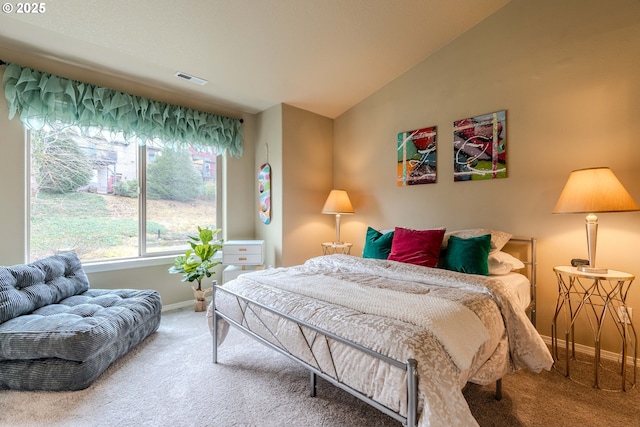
397 126 437 186
453 110 506 181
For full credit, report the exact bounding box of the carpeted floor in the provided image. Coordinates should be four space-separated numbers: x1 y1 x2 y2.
1 308 639 427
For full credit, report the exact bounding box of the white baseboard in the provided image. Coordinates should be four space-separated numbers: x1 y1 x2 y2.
162 300 196 312
540 334 637 366
162 296 212 312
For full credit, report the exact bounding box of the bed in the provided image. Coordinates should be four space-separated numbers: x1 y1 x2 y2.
207 228 553 427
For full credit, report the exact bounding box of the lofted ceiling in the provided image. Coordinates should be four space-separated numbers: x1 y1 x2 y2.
0 0 509 119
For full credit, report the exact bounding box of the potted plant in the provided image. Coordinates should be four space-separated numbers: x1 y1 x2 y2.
169 226 223 312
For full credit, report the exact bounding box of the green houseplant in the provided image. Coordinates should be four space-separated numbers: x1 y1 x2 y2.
169 226 223 311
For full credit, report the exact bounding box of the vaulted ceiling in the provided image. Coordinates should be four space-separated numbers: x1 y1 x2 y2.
0 0 509 118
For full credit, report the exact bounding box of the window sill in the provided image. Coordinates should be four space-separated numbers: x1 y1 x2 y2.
82 251 223 274
83 255 176 273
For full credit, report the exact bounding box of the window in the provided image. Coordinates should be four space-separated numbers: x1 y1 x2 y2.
3 62 241 264
28 123 218 263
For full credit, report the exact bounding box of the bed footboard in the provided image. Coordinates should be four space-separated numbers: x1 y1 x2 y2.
212 284 419 427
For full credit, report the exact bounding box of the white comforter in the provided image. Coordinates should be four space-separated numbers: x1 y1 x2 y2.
210 255 553 427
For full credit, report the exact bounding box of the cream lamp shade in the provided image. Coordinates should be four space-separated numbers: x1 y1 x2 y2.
553 167 639 273
322 190 354 244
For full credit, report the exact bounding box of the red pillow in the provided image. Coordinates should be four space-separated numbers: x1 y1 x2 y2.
387 227 445 267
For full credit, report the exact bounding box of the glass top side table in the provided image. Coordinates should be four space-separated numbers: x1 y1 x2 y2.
551 265 637 391
321 242 352 255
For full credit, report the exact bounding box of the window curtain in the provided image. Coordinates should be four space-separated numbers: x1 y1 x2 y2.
1 62 243 157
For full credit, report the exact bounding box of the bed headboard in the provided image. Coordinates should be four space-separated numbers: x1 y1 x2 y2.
501 237 537 326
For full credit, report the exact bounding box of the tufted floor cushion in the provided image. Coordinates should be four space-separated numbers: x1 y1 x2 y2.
0 253 162 391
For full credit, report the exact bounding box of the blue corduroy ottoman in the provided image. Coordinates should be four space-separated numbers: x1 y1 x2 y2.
0 252 162 391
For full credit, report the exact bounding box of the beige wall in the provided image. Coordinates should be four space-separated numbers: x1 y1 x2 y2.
254 105 284 267
0 89 26 264
333 0 640 350
254 104 334 268
224 114 258 242
281 104 334 266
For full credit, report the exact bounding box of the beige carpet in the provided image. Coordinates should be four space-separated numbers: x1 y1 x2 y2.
1 308 639 427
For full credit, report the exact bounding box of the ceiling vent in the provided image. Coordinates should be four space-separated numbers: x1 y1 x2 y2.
174 71 208 86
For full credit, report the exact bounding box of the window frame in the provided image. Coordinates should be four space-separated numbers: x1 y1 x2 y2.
25 129 223 271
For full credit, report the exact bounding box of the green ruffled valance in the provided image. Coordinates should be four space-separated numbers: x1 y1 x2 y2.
1 63 243 157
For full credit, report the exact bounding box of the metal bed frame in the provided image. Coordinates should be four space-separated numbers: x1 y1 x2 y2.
211 237 537 427
212 288 419 426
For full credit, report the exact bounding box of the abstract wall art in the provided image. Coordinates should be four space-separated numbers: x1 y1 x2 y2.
258 162 271 224
397 126 437 186
453 110 506 181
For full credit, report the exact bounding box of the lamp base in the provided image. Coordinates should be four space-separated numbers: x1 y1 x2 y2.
577 265 609 274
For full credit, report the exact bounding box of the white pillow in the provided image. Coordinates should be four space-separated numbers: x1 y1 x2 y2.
488 251 525 275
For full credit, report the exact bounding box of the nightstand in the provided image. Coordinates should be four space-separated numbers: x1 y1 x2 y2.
222 240 265 284
321 242 352 255
551 265 637 390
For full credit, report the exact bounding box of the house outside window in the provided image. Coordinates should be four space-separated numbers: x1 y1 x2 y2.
28 123 218 263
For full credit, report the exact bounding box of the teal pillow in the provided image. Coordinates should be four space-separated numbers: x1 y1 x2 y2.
362 227 394 259
441 234 491 275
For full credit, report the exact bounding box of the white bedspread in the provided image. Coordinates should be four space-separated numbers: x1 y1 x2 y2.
251 258 489 370
211 255 553 427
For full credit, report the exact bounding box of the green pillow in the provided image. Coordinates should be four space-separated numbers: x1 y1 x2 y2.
362 227 394 259
441 234 491 275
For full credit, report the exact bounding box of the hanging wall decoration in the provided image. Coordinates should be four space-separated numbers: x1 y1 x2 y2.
453 110 506 181
258 162 271 224
396 126 437 186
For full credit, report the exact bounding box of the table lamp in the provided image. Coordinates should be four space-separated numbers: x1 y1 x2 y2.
553 167 639 273
322 189 354 244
